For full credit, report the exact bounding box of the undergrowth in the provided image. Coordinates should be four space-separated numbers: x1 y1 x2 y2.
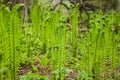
0 2 120 80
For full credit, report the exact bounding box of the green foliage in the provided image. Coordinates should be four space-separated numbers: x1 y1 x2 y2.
78 11 120 79
77 70 92 80
53 67 72 80
0 3 24 80
70 5 79 57
20 72 49 80
0 2 120 80
30 2 68 79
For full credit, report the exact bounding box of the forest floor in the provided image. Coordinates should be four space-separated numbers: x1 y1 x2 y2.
18 61 78 80
18 60 120 80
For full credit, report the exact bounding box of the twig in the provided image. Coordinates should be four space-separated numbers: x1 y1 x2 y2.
78 0 89 24
78 19 88 24
53 0 69 10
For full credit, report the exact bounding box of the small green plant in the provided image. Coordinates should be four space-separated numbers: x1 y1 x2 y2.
20 72 49 80
70 5 79 57
53 67 72 80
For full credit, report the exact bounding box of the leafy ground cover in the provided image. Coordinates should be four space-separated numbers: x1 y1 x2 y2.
0 1 120 80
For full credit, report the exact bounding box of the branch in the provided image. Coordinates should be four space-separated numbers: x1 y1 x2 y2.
78 0 90 25
53 0 69 10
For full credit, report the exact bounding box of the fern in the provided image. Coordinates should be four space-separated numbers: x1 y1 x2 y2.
69 5 79 57
79 11 120 79
0 4 23 80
